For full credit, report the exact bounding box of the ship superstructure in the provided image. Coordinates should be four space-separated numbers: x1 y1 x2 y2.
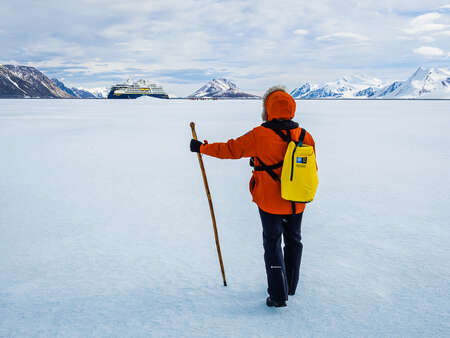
107 79 169 99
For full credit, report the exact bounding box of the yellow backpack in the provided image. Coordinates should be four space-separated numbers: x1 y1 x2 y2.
280 128 318 203
250 127 318 205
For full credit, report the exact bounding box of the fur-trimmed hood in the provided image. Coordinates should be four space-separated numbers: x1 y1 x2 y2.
261 86 296 121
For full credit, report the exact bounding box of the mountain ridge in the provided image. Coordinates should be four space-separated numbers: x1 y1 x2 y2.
0 65 73 98
1 64 449 99
188 78 260 98
52 78 98 98
291 67 450 99
0 64 106 98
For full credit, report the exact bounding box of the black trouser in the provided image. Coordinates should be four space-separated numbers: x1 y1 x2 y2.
259 208 303 302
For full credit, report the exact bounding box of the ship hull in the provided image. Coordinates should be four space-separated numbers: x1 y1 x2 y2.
107 92 169 99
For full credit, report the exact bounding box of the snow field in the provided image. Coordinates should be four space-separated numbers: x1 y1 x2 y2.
0 98 449 337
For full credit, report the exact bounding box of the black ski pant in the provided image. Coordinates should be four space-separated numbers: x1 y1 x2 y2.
258 208 303 302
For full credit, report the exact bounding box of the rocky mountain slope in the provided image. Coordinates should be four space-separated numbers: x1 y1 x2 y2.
52 79 97 98
0 65 73 98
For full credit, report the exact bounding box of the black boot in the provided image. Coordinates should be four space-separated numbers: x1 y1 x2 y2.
266 297 287 308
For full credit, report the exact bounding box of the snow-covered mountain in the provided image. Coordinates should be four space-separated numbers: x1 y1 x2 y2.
189 78 260 98
0 65 73 98
291 75 384 99
72 87 98 99
80 87 109 98
373 81 404 98
291 67 450 99
290 83 318 98
0 64 107 99
52 79 99 99
375 67 450 99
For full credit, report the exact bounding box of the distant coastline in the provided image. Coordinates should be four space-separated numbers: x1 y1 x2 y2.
1 64 449 100
1 97 449 101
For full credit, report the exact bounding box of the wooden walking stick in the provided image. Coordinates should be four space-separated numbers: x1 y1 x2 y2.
190 122 227 287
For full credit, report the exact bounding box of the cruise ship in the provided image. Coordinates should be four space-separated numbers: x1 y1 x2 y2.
107 79 169 99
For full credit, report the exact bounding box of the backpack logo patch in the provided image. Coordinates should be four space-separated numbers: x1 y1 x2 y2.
296 157 307 164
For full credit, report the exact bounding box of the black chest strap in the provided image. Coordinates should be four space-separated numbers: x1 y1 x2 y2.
250 157 283 182
249 129 293 182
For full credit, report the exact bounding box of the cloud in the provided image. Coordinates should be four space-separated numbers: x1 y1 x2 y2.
404 12 449 34
293 29 308 36
411 12 441 24
405 23 449 34
316 32 369 42
413 46 445 56
1 0 449 94
433 30 450 36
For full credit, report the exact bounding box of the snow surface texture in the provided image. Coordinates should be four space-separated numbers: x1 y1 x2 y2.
1 99 449 337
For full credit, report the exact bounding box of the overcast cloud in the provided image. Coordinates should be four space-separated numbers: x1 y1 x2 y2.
1 0 449 95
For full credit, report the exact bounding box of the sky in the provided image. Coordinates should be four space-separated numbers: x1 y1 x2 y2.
1 0 449 96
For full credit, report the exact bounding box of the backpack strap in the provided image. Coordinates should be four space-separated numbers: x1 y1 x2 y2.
298 128 306 146
271 129 291 143
290 128 306 181
269 125 305 146
250 157 282 182
249 128 306 182
249 128 305 183
290 128 306 214
249 128 290 182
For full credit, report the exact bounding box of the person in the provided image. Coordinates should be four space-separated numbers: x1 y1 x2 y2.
190 86 316 308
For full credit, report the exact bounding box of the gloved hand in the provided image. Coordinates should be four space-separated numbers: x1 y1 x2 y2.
190 139 203 153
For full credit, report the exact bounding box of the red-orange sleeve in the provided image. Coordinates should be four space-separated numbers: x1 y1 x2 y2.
199 129 257 159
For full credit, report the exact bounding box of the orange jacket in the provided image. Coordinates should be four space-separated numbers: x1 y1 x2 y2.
200 122 315 215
